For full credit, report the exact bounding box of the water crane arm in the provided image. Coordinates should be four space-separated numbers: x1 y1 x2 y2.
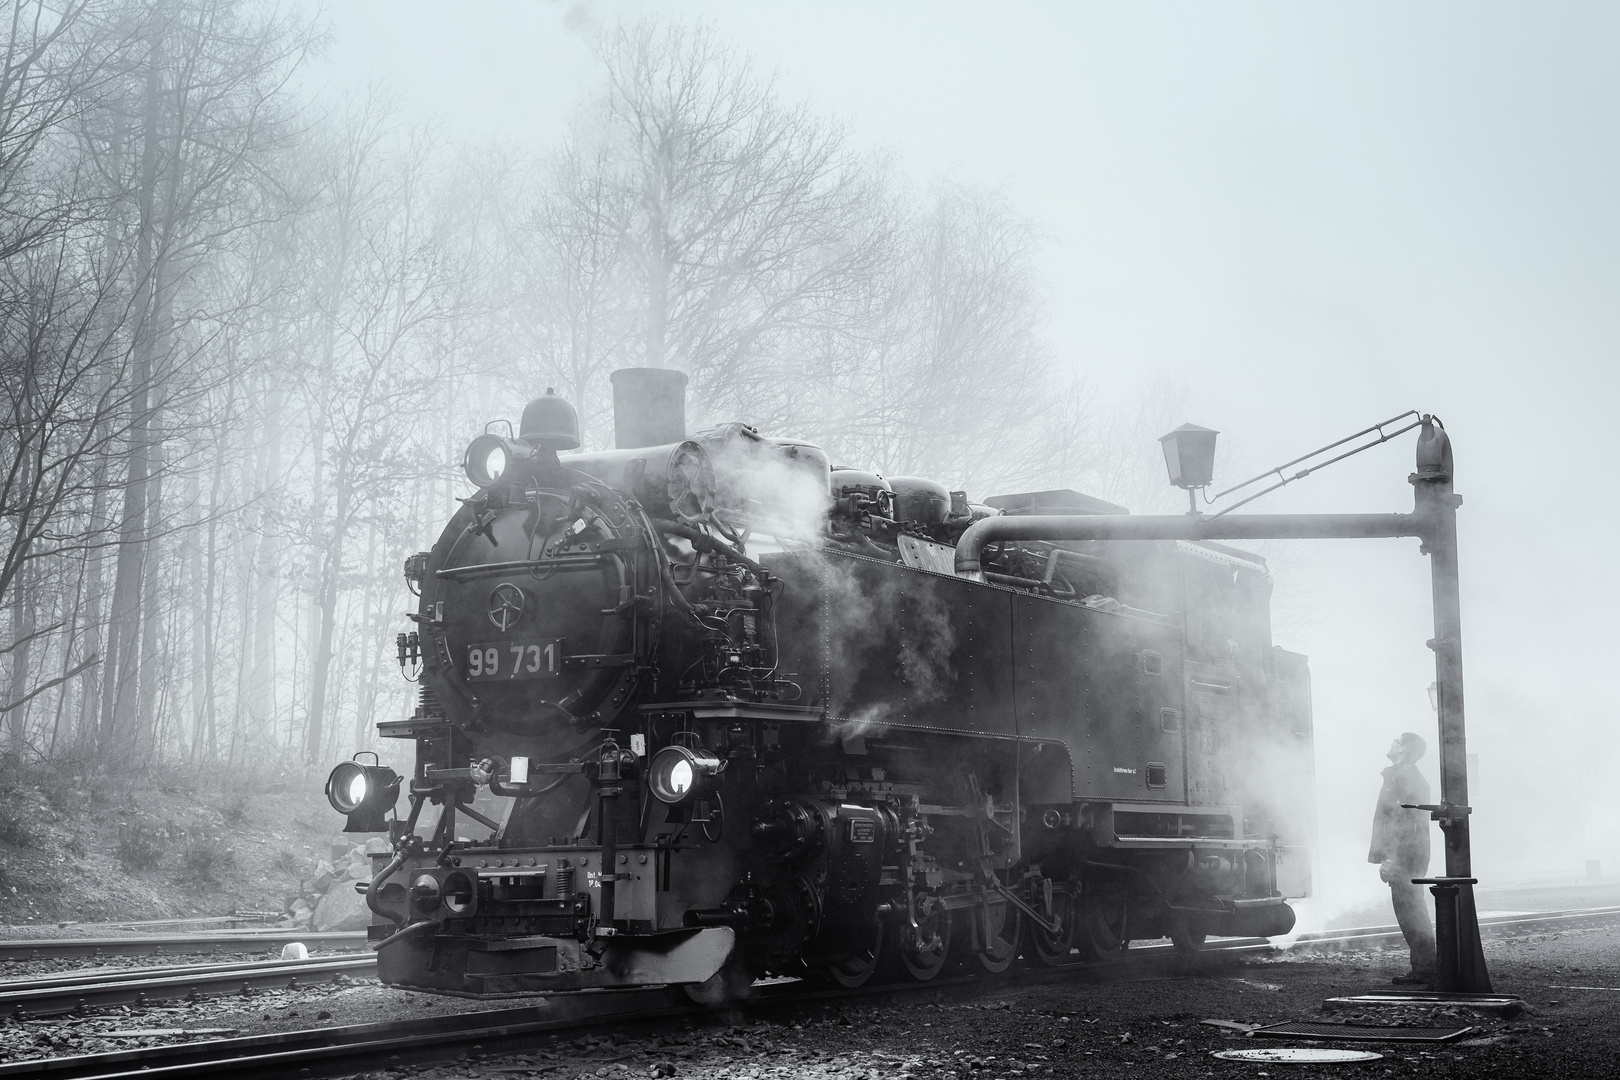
1204 410 1424 519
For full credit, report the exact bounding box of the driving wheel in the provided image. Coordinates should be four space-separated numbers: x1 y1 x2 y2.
1027 889 1078 967
967 896 1022 975
1073 883 1131 962
1169 910 1208 955
816 919 885 989
888 893 953 981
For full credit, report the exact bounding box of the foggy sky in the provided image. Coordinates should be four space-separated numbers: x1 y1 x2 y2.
304 2 1620 897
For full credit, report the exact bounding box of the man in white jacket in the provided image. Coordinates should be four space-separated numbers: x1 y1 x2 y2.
1368 731 1436 985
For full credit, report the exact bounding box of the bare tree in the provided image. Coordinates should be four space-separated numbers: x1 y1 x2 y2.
0 0 315 766
503 22 890 442
501 24 1095 504
805 181 1063 495
0 244 137 751
290 110 462 762
505 139 633 436
86 0 312 763
0 1 133 264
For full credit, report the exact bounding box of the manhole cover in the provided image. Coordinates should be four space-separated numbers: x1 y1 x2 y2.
1213 1048 1384 1064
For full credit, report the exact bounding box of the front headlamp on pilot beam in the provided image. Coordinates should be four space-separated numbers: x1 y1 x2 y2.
325 754 401 833
647 744 724 805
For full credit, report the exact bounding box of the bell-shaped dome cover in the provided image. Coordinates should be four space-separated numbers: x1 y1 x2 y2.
887 476 951 525
520 388 581 451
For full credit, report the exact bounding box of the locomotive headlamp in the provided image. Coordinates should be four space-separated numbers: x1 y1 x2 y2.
441 871 476 916
1158 423 1219 513
647 744 724 805
325 756 401 833
464 433 533 488
410 873 442 916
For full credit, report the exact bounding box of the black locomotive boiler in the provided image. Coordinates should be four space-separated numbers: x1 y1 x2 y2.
326 368 1314 998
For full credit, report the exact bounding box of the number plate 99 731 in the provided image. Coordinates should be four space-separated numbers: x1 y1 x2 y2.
466 640 562 681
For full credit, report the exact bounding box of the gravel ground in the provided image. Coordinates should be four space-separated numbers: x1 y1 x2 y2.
3 919 1617 1077
0 974 534 1062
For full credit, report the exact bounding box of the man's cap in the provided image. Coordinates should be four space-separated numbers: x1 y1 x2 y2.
1399 731 1427 761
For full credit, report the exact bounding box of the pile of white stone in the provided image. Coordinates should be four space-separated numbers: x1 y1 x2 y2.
286 835 390 932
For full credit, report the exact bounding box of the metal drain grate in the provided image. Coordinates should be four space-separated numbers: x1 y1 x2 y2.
1215 1048 1384 1063
1324 992 1525 1018
1254 1022 1474 1043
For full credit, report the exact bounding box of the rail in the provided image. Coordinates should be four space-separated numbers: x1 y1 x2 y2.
0 931 367 962
0 955 375 1018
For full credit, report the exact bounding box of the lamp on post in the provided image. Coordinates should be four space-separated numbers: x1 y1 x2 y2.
1159 423 1220 514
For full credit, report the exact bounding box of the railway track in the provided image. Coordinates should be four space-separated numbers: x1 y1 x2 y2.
0 932 1255 1020
0 940 1268 1080
0 954 376 1018
0 930 367 962
5 904 1616 1080
1288 905 1620 954
1 991 678 1080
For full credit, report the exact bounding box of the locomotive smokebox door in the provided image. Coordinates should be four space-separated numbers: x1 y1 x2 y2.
418 477 647 732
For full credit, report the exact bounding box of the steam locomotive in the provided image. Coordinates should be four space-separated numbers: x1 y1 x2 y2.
326 368 1313 999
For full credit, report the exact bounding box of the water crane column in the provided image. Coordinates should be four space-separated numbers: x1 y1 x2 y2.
1409 421 1492 993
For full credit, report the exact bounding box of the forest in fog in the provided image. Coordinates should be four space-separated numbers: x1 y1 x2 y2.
0 2 1157 776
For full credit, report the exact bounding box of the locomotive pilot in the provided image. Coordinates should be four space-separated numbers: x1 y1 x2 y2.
1368 731 1437 985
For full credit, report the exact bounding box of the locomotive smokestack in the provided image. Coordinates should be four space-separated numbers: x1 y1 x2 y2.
610 368 688 449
